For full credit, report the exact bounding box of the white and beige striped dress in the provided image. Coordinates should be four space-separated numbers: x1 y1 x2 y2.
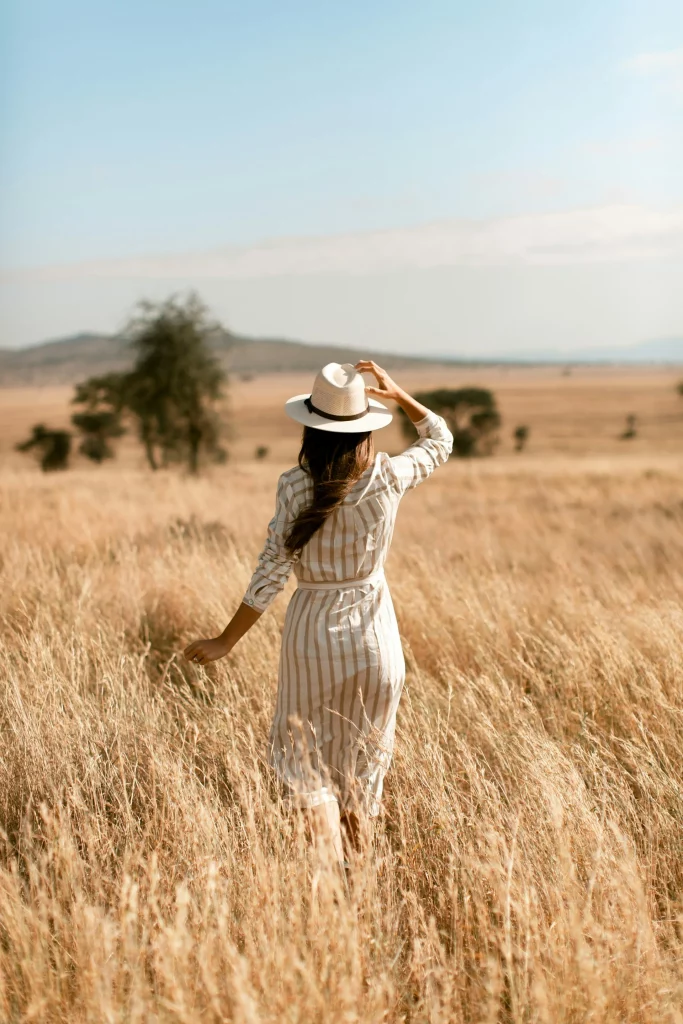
243 411 454 816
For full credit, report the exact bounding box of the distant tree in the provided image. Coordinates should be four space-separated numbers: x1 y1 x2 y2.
398 387 501 457
513 424 530 452
122 372 168 470
620 414 637 440
16 424 72 471
677 381 683 398
71 373 126 462
123 293 228 473
255 445 269 460
72 294 229 473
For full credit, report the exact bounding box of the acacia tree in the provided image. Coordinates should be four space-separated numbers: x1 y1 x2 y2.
71 373 126 462
72 293 229 472
398 387 501 457
74 370 164 470
124 293 227 473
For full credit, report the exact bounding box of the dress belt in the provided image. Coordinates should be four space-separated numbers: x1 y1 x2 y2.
296 568 385 591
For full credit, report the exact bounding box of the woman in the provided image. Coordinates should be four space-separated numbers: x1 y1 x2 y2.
184 361 453 865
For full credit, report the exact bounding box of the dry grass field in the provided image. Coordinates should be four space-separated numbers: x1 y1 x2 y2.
2 365 683 1022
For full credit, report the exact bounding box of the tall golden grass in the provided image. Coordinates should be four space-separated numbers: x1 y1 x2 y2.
2 452 683 1022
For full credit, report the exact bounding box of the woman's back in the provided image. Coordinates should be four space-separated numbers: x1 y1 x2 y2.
282 456 394 585
271 411 454 588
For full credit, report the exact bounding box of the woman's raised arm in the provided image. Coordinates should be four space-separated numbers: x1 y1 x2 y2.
355 360 454 494
355 360 432 423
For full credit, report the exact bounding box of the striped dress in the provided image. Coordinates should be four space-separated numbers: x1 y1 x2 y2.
243 411 454 816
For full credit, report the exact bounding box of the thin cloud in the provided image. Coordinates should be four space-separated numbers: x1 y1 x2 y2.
579 134 663 156
621 46 683 95
622 47 683 74
3 204 683 284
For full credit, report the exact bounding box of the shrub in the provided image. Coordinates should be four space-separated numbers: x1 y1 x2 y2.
398 388 501 457
514 424 530 452
620 414 637 440
16 425 72 471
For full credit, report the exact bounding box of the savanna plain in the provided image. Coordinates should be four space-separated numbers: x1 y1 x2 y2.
2 365 683 1023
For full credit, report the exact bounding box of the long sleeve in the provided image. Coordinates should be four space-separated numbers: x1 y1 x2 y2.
383 410 453 495
242 473 300 613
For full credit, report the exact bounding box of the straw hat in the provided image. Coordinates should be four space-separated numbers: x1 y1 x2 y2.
285 362 393 433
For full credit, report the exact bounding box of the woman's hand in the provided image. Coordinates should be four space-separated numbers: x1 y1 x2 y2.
354 360 404 402
183 603 262 667
355 359 432 425
183 636 232 665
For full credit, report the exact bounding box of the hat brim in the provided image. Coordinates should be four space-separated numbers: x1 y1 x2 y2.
285 394 393 433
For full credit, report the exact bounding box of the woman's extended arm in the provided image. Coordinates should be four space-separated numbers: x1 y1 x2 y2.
183 472 299 665
184 602 262 665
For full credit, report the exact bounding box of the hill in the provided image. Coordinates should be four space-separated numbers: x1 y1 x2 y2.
0 330 453 386
2 330 680 387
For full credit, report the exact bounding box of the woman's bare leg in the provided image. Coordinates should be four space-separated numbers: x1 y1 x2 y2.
340 811 371 856
307 801 345 866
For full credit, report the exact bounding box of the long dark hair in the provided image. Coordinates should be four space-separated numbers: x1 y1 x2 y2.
285 427 374 554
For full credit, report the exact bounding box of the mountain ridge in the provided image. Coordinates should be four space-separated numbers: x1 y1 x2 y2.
0 329 464 386
0 331 681 386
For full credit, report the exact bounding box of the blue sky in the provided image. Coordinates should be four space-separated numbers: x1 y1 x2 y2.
1 0 682 353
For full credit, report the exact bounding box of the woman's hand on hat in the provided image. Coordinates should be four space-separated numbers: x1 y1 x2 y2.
354 360 403 402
